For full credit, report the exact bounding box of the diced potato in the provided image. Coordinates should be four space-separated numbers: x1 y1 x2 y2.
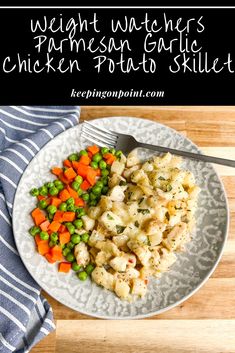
100 211 124 234
74 242 90 267
111 160 125 175
114 279 130 299
183 171 196 188
81 215 95 231
112 234 129 248
99 196 113 211
123 165 141 180
87 206 102 220
127 241 152 267
125 184 144 201
108 185 125 202
144 218 166 235
92 267 114 291
88 230 105 247
126 149 140 167
108 173 126 189
95 250 112 266
142 161 154 172
153 152 172 168
97 240 120 257
131 278 147 297
148 232 163 246
156 248 177 272
109 255 128 272
162 222 187 251
131 169 149 186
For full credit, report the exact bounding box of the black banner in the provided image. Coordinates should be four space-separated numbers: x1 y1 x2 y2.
0 7 235 105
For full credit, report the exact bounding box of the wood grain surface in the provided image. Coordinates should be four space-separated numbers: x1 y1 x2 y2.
32 106 235 353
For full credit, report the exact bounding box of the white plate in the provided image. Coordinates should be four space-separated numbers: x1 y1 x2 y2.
13 117 229 319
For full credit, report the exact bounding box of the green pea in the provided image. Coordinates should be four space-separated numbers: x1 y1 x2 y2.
62 247 70 257
115 150 122 158
90 161 98 169
92 185 102 195
102 186 109 195
95 181 103 189
79 150 88 156
66 253 75 262
101 147 109 155
77 271 88 281
65 222 72 227
71 234 81 244
59 202 67 211
61 244 65 249
100 176 108 185
38 199 48 209
73 219 83 229
71 181 80 191
49 186 59 196
48 213 54 221
47 205 57 214
66 197 74 205
54 180 64 190
75 175 83 185
101 169 109 177
68 153 79 161
89 192 97 201
92 153 102 163
77 188 83 196
67 224 75 234
50 232 58 242
67 242 75 250
110 148 116 155
99 160 107 170
89 200 97 207
81 233 89 243
76 208 86 217
67 205 76 212
29 226 41 237
39 186 48 196
85 263 95 275
40 231 49 240
81 193 89 202
46 182 54 188
49 240 56 248
30 188 39 197
72 262 81 271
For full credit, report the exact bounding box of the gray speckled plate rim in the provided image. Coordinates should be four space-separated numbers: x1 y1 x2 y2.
12 116 229 319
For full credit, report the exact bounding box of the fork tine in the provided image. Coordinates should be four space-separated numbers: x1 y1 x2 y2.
81 131 115 148
81 127 115 146
82 125 117 144
83 121 118 138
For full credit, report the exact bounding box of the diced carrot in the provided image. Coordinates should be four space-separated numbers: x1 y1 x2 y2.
37 195 46 201
58 173 70 184
64 167 77 181
45 253 56 264
79 155 91 165
96 168 101 176
87 145 100 155
87 168 97 186
51 167 63 176
66 185 78 199
62 211 76 222
72 162 89 178
59 189 71 202
53 210 64 223
59 231 71 245
31 208 46 226
51 197 62 207
59 224 66 233
103 153 116 164
35 234 41 246
63 159 72 168
80 180 91 191
40 220 50 232
75 198 85 207
87 151 93 159
38 241 50 255
58 262 72 273
51 245 63 261
48 221 61 233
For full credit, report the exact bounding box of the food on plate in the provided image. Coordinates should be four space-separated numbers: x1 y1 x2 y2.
29 145 199 301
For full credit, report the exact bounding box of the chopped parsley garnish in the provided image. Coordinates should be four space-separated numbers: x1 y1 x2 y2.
158 176 166 180
166 184 172 192
138 197 144 205
107 213 114 220
119 180 127 186
134 221 140 228
165 212 170 220
116 225 126 234
137 209 150 215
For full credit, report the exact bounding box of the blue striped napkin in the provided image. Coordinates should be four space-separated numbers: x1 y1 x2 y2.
0 106 81 352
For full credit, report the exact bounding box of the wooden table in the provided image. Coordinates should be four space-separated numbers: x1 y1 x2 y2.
32 106 235 353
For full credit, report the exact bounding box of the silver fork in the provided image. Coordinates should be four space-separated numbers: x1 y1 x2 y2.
81 120 235 168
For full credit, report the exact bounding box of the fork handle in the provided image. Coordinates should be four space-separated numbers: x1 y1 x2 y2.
138 142 235 168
